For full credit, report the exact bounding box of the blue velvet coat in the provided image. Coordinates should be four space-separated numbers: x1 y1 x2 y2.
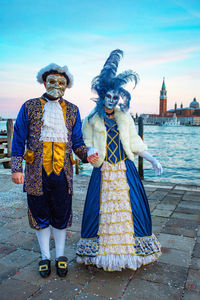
11 95 87 196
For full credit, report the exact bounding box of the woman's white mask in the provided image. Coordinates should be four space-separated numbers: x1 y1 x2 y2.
45 74 67 99
104 90 119 110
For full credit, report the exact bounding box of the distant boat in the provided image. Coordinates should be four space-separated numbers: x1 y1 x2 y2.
161 120 181 127
0 130 7 136
161 113 181 127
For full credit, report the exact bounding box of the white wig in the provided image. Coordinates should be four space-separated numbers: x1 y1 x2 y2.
36 63 74 88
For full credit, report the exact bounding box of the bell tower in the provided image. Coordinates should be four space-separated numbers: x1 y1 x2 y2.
159 77 167 116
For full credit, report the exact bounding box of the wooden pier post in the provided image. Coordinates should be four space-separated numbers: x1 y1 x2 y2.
138 116 144 180
75 159 79 175
7 119 13 157
2 119 13 168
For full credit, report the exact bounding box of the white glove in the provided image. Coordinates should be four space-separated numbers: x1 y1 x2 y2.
139 151 163 176
87 147 98 157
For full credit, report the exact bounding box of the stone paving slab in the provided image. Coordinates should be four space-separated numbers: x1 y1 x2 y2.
0 278 40 300
143 182 174 189
168 189 185 195
0 207 27 219
185 268 200 294
158 248 192 267
171 212 200 222
0 248 39 269
161 218 199 237
76 269 134 299
155 203 178 211
0 227 20 243
161 196 182 204
0 262 18 281
148 190 169 201
152 216 169 226
184 291 200 300
122 278 182 300
0 244 17 258
190 257 200 270
134 261 187 288
151 209 173 217
30 279 83 300
174 185 200 192
183 193 200 202
68 263 98 286
197 226 200 237
178 201 200 210
192 243 200 258
3 215 29 228
13 259 57 286
158 233 195 253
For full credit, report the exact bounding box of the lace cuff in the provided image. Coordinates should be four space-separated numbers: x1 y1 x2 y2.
74 145 88 163
11 156 23 173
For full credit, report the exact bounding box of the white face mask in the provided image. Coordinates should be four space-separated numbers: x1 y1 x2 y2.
45 74 67 99
104 90 119 110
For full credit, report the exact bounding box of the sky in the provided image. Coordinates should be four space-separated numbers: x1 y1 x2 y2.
0 0 200 118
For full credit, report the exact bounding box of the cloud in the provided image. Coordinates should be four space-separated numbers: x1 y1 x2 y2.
174 0 200 18
137 46 200 66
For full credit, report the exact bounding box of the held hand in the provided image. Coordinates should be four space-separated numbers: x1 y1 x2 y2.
151 160 163 176
87 153 99 164
87 147 98 156
12 172 24 184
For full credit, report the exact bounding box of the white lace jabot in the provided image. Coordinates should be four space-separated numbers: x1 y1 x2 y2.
40 99 68 143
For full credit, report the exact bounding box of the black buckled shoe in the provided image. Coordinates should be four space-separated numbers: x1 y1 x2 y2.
55 256 68 277
39 259 51 278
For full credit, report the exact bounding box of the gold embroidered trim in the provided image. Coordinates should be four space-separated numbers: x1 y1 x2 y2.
100 198 133 203
28 208 40 230
99 210 132 215
79 237 99 240
99 231 134 236
97 250 162 257
99 220 133 225
101 169 126 173
101 187 130 192
100 243 136 246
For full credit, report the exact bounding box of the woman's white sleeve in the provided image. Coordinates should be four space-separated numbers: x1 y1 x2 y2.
129 115 148 154
82 117 94 148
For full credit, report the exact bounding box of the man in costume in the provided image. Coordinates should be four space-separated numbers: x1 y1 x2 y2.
11 63 92 278
76 49 163 271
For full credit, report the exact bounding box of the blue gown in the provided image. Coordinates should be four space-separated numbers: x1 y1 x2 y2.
77 119 161 271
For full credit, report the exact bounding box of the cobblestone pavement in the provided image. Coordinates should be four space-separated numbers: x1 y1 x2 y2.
0 169 200 300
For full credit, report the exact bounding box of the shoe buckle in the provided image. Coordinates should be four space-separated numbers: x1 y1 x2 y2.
39 264 48 271
58 261 67 269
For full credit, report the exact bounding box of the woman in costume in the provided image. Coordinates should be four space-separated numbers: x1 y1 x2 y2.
76 49 162 271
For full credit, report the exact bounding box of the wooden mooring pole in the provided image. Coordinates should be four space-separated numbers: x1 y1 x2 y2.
138 116 144 180
75 159 79 175
0 119 13 168
7 119 13 158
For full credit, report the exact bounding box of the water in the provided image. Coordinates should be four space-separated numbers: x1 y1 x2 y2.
0 121 7 132
1 121 199 185
80 125 200 186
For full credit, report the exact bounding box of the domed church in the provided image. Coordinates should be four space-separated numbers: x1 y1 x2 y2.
141 78 200 125
190 98 199 109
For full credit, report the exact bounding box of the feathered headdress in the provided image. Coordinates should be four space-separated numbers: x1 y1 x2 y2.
36 63 73 88
91 49 139 118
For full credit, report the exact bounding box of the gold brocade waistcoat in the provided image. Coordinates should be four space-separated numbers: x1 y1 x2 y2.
40 99 66 175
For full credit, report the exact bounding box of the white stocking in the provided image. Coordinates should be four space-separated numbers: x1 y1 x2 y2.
35 226 51 260
52 227 66 259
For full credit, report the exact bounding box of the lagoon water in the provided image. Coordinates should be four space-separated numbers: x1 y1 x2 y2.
80 124 200 186
1 121 200 186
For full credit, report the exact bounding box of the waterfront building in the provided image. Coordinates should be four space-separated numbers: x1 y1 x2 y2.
142 78 200 125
